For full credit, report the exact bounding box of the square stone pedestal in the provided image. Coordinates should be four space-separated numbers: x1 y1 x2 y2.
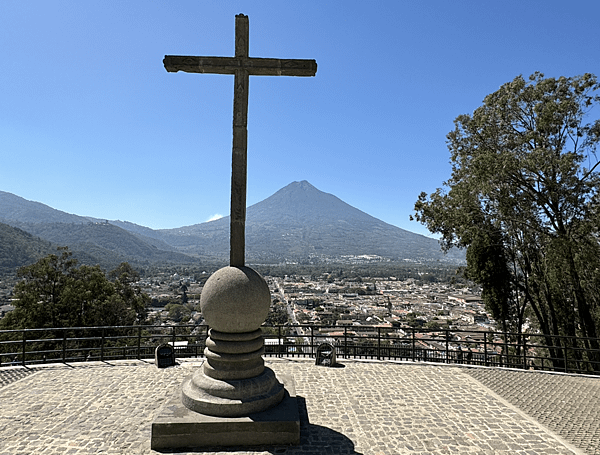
151 374 299 449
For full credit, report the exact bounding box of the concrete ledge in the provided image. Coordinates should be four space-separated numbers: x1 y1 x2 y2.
151 373 299 449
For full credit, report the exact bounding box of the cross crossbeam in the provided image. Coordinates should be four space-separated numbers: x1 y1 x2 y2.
163 56 317 76
164 14 316 267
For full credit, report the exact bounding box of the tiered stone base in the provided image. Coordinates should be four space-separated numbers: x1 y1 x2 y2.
182 366 285 417
181 328 285 417
151 373 299 449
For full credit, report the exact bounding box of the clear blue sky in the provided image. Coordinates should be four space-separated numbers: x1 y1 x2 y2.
2 1 599 236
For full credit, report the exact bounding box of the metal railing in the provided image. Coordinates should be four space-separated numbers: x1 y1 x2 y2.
1 324 599 375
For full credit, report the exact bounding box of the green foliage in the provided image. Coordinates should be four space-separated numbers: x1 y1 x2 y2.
1 247 149 329
164 303 190 323
413 72 600 369
253 263 465 284
464 226 512 332
424 320 442 329
405 312 425 327
11 221 196 269
264 301 290 326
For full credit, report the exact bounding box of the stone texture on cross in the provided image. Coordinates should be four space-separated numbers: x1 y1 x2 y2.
164 13 317 267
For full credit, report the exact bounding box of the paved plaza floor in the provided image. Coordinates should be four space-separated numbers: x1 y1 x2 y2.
0 357 598 455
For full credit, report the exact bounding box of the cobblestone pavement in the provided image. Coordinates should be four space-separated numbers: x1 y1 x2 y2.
0 358 595 455
0 366 36 388
464 367 600 455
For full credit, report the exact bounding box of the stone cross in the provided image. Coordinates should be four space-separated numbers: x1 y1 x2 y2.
164 14 317 267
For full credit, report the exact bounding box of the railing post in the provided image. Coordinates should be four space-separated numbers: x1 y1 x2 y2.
484 334 488 366
445 329 449 364
101 327 105 362
22 330 26 366
172 326 176 360
278 325 282 358
62 330 67 363
502 330 508 368
344 326 348 359
310 326 314 357
522 335 527 370
377 327 381 360
137 326 142 360
411 327 416 362
563 337 568 373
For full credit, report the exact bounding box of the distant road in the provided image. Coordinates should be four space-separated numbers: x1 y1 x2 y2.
273 279 305 339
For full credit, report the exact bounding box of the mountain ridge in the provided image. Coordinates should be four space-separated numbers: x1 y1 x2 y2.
0 182 463 266
0 191 89 224
154 181 463 263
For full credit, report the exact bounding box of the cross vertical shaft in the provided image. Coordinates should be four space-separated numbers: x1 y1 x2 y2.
230 15 249 267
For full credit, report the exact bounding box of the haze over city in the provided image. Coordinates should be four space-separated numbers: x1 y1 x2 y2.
2 1 599 236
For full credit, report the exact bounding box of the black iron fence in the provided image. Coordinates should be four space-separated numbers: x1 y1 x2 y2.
1 324 599 375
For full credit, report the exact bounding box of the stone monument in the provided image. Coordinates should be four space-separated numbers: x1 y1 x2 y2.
151 14 316 449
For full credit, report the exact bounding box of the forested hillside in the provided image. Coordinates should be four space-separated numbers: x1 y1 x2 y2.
11 222 196 267
0 223 54 273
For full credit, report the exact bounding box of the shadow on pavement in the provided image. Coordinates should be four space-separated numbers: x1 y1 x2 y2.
160 396 362 455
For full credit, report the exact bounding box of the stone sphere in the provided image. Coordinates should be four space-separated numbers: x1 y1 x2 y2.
200 266 271 333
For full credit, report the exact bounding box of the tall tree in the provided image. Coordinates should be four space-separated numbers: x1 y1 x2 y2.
413 73 600 370
109 262 150 323
3 246 77 328
464 225 512 333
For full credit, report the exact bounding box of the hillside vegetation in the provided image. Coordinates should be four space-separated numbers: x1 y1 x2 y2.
1 181 463 268
0 223 54 273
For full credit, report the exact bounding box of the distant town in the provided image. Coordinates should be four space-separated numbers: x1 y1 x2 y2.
121 266 499 357
0 253 505 361
1 266 489 327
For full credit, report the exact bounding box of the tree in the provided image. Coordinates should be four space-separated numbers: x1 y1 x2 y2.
413 73 600 371
462 224 525 333
165 303 189 323
109 262 150 324
1 248 149 329
2 247 77 328
108 262 140 283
